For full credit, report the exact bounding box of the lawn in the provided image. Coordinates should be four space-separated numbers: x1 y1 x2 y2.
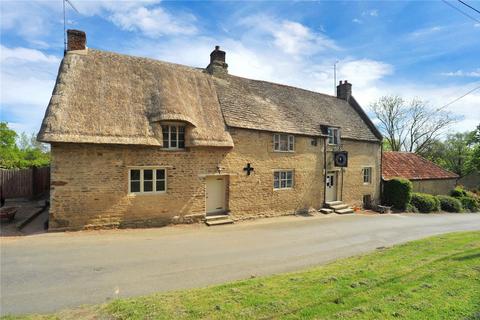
3 231 480 320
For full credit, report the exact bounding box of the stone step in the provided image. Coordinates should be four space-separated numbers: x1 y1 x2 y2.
330 204 349 210
319 208 333 214
205 218 234 226
325 201 343 208
205 214 230 221
336 208 354 214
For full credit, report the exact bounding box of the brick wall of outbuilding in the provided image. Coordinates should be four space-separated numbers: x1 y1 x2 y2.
49 128 381 230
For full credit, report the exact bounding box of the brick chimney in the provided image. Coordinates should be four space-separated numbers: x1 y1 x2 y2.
206 46 228 76
337 80 352 101
67 29 86 51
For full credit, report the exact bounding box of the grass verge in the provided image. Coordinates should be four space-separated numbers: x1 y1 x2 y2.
3 231 480 320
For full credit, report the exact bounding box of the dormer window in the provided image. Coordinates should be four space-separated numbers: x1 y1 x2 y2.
162 124 185 149
273 133 294 152
327 127 340 145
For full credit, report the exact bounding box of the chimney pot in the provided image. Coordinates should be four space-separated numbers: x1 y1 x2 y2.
337 79 352 101
206 45 228 76
67 29 86 51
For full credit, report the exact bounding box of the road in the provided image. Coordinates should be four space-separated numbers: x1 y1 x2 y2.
1 213 480 315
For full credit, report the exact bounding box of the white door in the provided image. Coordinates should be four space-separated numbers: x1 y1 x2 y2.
206 176 226 215
326 172 337 202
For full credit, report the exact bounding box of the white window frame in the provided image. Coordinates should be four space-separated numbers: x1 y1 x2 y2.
273 133 295 152
128 167 167 194
162 124 185 149
363 167 372 185
273 170 294 190
327 127 340 145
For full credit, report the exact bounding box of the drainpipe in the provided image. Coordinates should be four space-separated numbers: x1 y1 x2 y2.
341 167 344 201
323 136 327 206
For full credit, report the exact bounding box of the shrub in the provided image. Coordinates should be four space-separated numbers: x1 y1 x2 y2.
459 196 479 212
410 193 440 213
383 178 413 210
406 203 419 213
451 186 467 198
436 195 463 213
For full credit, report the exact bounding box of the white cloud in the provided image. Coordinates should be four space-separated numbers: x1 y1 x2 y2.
338 59 394 87
440 69 480 77
362 10 378 17
408 26 444 38
0 45 60 135
108 6 197 37
352 18 363 24
240 15 338 56
0 45 60 64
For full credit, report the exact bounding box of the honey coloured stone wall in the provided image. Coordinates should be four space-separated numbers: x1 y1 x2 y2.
325 139 382 207
49 128 381 230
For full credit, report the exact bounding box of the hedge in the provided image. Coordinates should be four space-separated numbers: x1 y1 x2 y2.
451 187 468 198
459 196 479 212
436 195 463 213
410 193 440 213
383 178 412 210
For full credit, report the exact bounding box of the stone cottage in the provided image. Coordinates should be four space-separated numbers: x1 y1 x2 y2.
38 30 383 230
382 151 458 195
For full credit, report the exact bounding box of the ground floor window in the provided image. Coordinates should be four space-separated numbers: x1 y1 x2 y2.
274 170 293 189
363 167 372 184
129 168 166 194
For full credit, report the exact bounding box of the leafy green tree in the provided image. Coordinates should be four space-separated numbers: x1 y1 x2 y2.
0 122 50 169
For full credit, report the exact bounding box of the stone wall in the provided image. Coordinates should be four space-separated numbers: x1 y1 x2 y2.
411 179 457 195
49 128 381 230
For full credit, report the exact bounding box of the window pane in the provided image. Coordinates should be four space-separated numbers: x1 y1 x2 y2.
286 179 292 188
178 126 185 133
281 171 286 179
144 181 153 192
281 180 286 188
162 126 169 147
130 181 140 193
178 140 185 148
156 169 165 180
156 180 165 191
130 169 140 181
144 169 153 180
287 171 292 180
288 136 294 151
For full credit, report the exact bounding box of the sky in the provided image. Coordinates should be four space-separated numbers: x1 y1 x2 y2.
1 0 479 137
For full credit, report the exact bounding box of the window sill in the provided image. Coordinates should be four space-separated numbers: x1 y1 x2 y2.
128 192 167 196
160 148 186 152
273 150 295 153
273 187 294 191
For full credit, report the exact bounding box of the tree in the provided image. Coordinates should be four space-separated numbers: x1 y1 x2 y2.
371 96 457 154
0 122 50 169
421 126 480 177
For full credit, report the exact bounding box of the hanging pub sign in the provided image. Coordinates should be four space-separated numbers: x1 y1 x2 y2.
334 151 348 167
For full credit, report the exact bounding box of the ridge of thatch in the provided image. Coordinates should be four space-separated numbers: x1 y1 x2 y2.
212 74 381 142
38 49 234 147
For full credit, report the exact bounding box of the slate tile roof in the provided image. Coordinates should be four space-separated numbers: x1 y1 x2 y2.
214 74 381 141
382 151 459 180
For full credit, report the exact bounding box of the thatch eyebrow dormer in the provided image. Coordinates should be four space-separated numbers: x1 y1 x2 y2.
38 49 234 148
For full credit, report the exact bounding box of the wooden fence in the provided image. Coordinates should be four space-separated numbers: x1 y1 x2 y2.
0 167 50 199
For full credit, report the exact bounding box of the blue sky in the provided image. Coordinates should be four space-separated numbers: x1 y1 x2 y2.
1 0 479 136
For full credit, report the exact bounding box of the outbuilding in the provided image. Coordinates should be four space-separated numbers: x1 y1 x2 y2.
382 151 458 195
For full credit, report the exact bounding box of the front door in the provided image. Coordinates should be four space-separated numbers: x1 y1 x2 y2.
206 176 226 215
326 172 337 202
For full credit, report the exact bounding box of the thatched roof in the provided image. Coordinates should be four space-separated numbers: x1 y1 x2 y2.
38 49 234 147
39 48 381 146
214 75 381 141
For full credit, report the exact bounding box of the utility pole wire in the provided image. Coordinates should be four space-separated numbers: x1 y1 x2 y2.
441 0 480 23
457 0 480 15
438 85 480 110
62 0 80 55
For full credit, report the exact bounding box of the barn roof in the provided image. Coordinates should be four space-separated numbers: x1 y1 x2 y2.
38 47 381 146
382 151 459 181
